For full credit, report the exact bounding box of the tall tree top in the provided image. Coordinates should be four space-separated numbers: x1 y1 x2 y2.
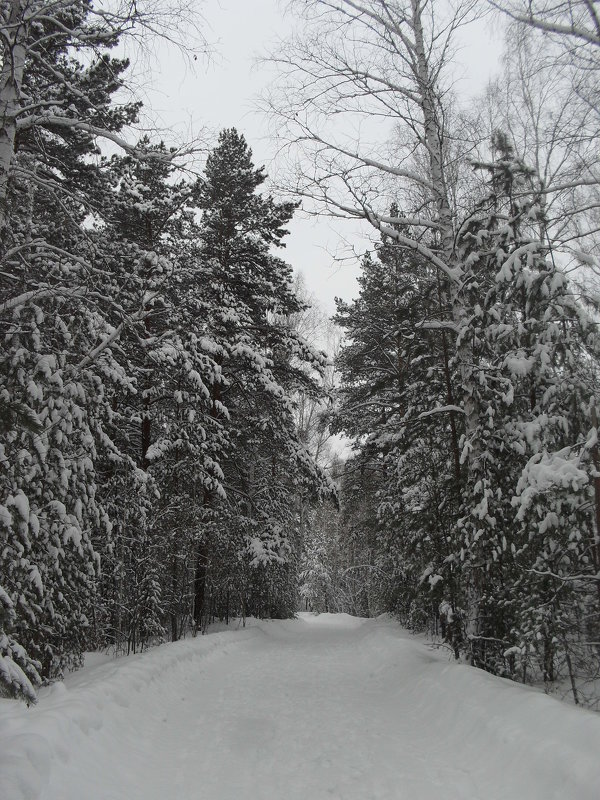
203 128 266 209
198 128 297 252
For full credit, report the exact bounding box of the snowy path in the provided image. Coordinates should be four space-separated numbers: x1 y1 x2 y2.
3 614 600 800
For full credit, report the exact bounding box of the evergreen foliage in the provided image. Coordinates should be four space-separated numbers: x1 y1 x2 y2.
331 136 600 699
192 129 331 624
3 0 600 714
0 4 328 699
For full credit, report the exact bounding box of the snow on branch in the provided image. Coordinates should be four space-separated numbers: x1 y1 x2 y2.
415 320 460 333
490 1 600 47
16 115 197 162
0 286 88 316
418 405 465 419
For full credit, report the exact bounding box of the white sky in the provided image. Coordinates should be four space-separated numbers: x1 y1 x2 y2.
141 0 505 314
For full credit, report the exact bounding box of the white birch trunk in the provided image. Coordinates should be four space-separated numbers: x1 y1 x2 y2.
410 0 455 259
411 0 477 464
411 0 480 637
0 0 28 235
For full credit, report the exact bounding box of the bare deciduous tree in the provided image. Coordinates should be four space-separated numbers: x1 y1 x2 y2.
265 0 485 494
265 1 481 272
490 0 600 47
474 23 600 274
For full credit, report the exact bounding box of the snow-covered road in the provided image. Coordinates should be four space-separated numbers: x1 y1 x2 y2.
2 613 600 800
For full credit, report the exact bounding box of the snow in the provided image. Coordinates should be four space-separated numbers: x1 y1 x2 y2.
0 503 13 527
515 447 589 520
9 491 30 521
0 645 37 705
2 614 600 800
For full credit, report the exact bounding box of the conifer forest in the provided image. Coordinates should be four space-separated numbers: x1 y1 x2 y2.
2 0 600 731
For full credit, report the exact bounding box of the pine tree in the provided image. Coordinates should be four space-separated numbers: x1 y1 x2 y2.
333 222 464 634
93 140 227 649
193 128 330 623
454 133 600 679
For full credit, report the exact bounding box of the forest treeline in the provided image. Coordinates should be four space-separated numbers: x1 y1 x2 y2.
0 0 332 703
2 0 600 710
286 0 600 708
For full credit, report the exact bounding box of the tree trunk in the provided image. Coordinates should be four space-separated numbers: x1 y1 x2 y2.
589 401 600 596
0 0 27 236
193 538 208 632
141 414 151 469
170 553 178 641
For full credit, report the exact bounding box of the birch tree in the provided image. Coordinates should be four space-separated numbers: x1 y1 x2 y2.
267 1 467 256
267 0 481 637
491 0 600 48
478 11 600 275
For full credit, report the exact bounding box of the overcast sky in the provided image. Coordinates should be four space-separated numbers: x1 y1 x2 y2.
142 1 505 314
